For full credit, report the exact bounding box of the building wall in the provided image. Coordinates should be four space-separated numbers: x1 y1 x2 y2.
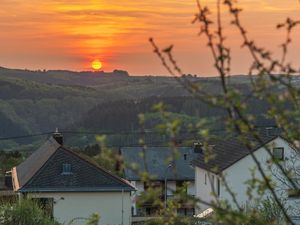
195 167 216 213
131 180 196 216
28 192 132 225
195 137 300 215
130 181 142 215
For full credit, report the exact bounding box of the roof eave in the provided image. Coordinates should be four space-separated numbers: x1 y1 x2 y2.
18 187 136 193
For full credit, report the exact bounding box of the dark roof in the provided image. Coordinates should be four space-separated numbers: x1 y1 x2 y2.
192 134 280 173
13 137 135 192
15 138 60 188
120 147 197 181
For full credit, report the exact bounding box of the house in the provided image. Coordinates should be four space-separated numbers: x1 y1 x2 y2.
192 133 300 218
120 146 198 217
11 131 136 225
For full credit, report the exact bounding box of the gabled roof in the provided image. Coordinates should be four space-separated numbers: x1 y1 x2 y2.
12 137 135 192
192 134 281 173
120 147 197 181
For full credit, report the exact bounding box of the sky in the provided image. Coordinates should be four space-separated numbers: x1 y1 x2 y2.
0 0 299 76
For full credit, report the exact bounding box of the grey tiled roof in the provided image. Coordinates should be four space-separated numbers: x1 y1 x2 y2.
192 134 280 172
14 137 135 192
16 138 60 188
121 147 197 181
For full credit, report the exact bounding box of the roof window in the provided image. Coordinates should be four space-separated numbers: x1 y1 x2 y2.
184 154 187 160
62 163 72 175
273 147 284 161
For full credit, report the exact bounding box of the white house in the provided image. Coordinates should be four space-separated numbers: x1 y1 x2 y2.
120 146 197 217
11 131 136 225
193 133 300 218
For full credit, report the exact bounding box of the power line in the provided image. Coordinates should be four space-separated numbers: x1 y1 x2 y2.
0 132 53 141
0 125 278 142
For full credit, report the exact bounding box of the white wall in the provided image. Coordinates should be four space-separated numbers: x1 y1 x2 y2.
195 137 300 215
130 181 143 215
28 192 132 225
195 167 217 213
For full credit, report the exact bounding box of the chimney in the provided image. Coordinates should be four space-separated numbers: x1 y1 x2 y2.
193 142 203 153
53 128 63 145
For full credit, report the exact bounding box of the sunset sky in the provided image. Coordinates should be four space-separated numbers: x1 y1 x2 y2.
0 0 299 76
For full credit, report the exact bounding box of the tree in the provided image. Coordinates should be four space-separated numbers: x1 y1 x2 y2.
143 0 300 224
86 1 300 224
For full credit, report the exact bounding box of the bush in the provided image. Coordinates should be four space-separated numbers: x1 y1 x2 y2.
0 199 60 225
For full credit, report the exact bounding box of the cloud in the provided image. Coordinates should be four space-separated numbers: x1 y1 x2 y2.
0 0 299 74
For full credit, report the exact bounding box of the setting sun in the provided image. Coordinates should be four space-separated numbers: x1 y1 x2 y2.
91 59 102 70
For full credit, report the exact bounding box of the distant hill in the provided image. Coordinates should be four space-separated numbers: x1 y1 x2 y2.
0 67 296 150
0 67 129 86
68 95 280 146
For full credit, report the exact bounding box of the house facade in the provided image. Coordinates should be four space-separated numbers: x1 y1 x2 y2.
121 146 197 217
193 134 300 218
11 132 135 225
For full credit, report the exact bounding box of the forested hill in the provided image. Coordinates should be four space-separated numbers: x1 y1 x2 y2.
0 67 297 150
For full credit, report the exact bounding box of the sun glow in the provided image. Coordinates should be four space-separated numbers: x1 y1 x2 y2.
91 59 102 70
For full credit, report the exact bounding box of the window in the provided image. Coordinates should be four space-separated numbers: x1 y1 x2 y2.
62 163 72 175
177 208 186 216
217 178 220 196
183 154 187 160
273 147 284 161
187 208 195 216
177 208 195 216
210 175 216 193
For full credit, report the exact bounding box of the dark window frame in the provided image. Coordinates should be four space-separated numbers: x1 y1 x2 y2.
217 178 220 196
273 147 284 161
62 163 72 175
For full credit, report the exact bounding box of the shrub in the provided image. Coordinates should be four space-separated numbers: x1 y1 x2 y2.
0 199 60 225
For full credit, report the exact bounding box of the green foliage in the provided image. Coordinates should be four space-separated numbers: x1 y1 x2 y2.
82 144 101 157
67 213 100 225
85 213 100 225
140 217 210 225
1 2 300 224
93 135 123 175
250 198 286 224
0 199 59 225
0 150 23 175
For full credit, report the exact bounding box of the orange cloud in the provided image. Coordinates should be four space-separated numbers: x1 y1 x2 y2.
0 0 299 74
